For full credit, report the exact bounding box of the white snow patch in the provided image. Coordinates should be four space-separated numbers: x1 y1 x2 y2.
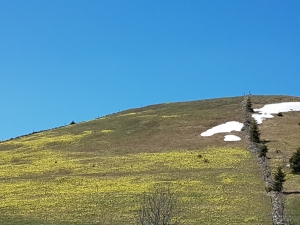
253 102 300 124
252 113 274 124
200 121 244 137
224 135 241 141
200 101 300 142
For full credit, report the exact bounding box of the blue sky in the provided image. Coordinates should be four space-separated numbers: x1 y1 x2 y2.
1 0 300 140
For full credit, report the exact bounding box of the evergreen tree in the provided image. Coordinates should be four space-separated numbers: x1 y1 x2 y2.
290 148 300 174
250 118 261 143
272 166 286 192
246 96 254 113
259 144 268 158
242 95 253 132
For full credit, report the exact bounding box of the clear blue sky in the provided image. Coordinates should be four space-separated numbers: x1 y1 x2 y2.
1 0 300 140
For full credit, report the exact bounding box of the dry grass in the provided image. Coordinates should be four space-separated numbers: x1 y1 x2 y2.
0 146 271 224
0 95 299 224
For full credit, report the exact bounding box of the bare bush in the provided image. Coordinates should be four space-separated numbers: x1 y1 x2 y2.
137 186 181 225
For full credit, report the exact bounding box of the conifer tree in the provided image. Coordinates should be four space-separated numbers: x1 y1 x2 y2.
246 96 254 113
249 118 261 143
272 166 286 192
259 144 268 158
290 148 300 174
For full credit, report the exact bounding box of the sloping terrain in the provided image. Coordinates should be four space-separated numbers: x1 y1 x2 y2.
0 95 299 224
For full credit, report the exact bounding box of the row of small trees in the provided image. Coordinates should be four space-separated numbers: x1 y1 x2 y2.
246 97 269 158
246 96 300 192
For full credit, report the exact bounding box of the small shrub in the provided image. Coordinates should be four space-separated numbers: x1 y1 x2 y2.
137 186 181 225
203 158 209 163
277 112 283 117
197 154 202 158
70 121 76 125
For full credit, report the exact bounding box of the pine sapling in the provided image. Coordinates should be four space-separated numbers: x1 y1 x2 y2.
259 144 268 158
250 118 261 143
290 147 300 174
272 166 286 192
246 96 254 113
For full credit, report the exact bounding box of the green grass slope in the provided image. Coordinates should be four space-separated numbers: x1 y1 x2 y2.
0 95 299 224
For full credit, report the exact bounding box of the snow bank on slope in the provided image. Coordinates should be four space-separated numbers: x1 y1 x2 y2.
253 102 300 124
224 135 241 141
200 101 300 142
200 121 244 137
252 113 274 124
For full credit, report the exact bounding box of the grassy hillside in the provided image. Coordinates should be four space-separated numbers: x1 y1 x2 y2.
0 95 299 224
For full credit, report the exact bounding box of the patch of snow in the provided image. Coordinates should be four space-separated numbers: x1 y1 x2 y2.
201 101 300 142
224 135 241 141
200 121 244 137
252 113 274 124
253 102 300 124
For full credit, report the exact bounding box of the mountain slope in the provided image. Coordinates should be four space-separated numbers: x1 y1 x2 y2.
0 95 299 224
